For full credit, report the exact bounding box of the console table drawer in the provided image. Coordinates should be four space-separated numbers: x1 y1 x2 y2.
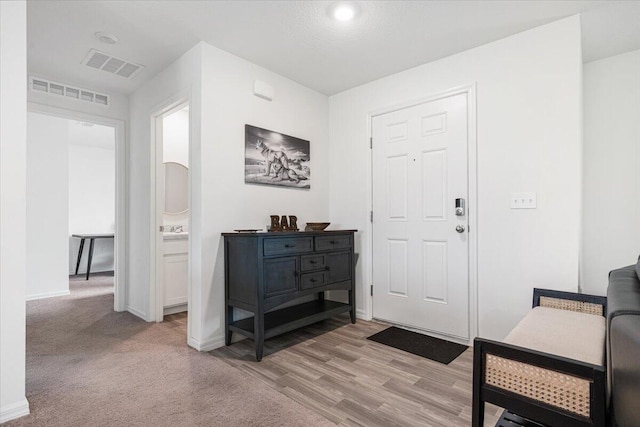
315 235 351 251
264 237 313 256
301 254 326 271
300 271 327 290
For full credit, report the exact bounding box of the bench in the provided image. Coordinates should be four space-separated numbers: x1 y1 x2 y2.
472 288 607 427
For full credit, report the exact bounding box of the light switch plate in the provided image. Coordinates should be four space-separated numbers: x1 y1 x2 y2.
510 192 537 209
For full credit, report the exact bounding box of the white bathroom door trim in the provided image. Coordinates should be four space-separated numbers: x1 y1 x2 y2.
27 102 127 313
149 92 190 323
366 83 478 344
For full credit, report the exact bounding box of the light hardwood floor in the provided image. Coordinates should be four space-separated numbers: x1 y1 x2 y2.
201 315 502 426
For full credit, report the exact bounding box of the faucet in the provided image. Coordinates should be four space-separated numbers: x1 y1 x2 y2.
161 225 184 233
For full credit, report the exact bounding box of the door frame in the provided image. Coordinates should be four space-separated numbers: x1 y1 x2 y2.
27 102 127 312
149 91 191 323
367 83 478 344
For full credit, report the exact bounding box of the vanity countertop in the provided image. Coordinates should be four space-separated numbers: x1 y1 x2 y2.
163 231 189 241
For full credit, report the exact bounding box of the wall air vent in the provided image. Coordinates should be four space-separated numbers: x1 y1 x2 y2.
81 49 144 79
29 77 110 107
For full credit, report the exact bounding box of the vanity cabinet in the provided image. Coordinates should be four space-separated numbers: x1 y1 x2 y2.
163 234 188 314
223 230 357 361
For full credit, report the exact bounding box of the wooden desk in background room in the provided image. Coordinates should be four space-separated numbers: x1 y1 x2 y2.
72 233 114 280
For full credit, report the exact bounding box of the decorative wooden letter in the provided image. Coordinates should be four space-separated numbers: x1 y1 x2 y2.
280 215 289 230
289 215 298 231
270 215 281 231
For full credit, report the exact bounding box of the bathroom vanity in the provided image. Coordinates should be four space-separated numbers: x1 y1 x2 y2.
163 232 188 314
222 230 357 361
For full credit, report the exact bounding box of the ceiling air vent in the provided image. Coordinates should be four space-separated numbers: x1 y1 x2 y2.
29 77 110 107
81 49 144 79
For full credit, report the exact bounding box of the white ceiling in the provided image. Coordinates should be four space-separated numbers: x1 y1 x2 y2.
27 1 640 96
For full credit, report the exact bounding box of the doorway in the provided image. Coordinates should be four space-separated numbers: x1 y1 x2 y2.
26 104 126 311
152 100 190 324
371 87 477 343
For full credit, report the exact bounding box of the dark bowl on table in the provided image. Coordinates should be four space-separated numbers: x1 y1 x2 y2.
305 222 330 231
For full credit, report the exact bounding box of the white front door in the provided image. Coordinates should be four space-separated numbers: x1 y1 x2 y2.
372 93 470 340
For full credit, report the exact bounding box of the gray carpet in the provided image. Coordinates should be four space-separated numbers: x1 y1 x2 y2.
3 274 333 426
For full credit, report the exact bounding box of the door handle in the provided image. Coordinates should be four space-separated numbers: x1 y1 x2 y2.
455 225 465 233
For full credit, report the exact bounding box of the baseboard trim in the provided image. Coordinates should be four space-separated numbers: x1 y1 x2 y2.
163 304 187 316
188 335 225 352
126 305 148 321
356 309 370 320
26 290 70 301
0 397 30 423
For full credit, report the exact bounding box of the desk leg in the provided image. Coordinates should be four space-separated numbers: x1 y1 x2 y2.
75 238 85 275
86 238 95 280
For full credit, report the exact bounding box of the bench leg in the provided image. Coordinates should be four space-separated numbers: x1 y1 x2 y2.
472 339 485 427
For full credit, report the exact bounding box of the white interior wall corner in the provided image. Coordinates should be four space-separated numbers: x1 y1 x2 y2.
0 0 30 422
582 49 640 294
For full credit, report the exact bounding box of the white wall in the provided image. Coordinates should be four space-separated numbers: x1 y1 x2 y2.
0 0 30 422
68 121 116 274
163 109 189 166
197 43 330 349
128 43 202 322
582 49 640 294
329 16 583 341
26 113 69 300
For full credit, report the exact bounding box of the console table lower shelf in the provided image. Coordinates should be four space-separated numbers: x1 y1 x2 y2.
227 300 352 361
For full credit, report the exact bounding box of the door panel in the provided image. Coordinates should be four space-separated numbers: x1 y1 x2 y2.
372 93 469 340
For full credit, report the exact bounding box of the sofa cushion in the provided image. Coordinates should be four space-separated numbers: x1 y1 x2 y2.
504 306 605 366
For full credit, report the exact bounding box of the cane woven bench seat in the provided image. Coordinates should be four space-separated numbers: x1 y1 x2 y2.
504 306 606 366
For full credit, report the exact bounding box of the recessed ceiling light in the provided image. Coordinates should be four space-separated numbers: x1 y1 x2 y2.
333 3 356 22
95 31 119 45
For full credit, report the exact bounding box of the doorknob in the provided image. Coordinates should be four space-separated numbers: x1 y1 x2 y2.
455 225 465 233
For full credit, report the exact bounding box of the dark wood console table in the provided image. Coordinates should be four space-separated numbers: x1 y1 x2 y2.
222 230 357 361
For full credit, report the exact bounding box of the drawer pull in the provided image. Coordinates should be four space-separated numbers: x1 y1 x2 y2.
310 278 317 283
309 260 317 264
330 240 337 244
284 244 296 248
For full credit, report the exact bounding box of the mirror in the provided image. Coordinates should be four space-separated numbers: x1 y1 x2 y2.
164 162 188 214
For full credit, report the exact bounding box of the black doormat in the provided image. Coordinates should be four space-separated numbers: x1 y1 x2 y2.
367 327 468 364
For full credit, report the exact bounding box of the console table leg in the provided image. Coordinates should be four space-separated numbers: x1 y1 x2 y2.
349 289 356 324
225 305 233 346
254 314 264 362
318 291 325 302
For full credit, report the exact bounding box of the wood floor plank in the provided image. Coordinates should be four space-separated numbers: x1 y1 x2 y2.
211 317 500 426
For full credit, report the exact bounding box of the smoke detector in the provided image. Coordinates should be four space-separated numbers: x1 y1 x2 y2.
95 31 119 45
81 49 144 79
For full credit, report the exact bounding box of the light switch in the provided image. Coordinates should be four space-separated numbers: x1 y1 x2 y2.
510 192 537 209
